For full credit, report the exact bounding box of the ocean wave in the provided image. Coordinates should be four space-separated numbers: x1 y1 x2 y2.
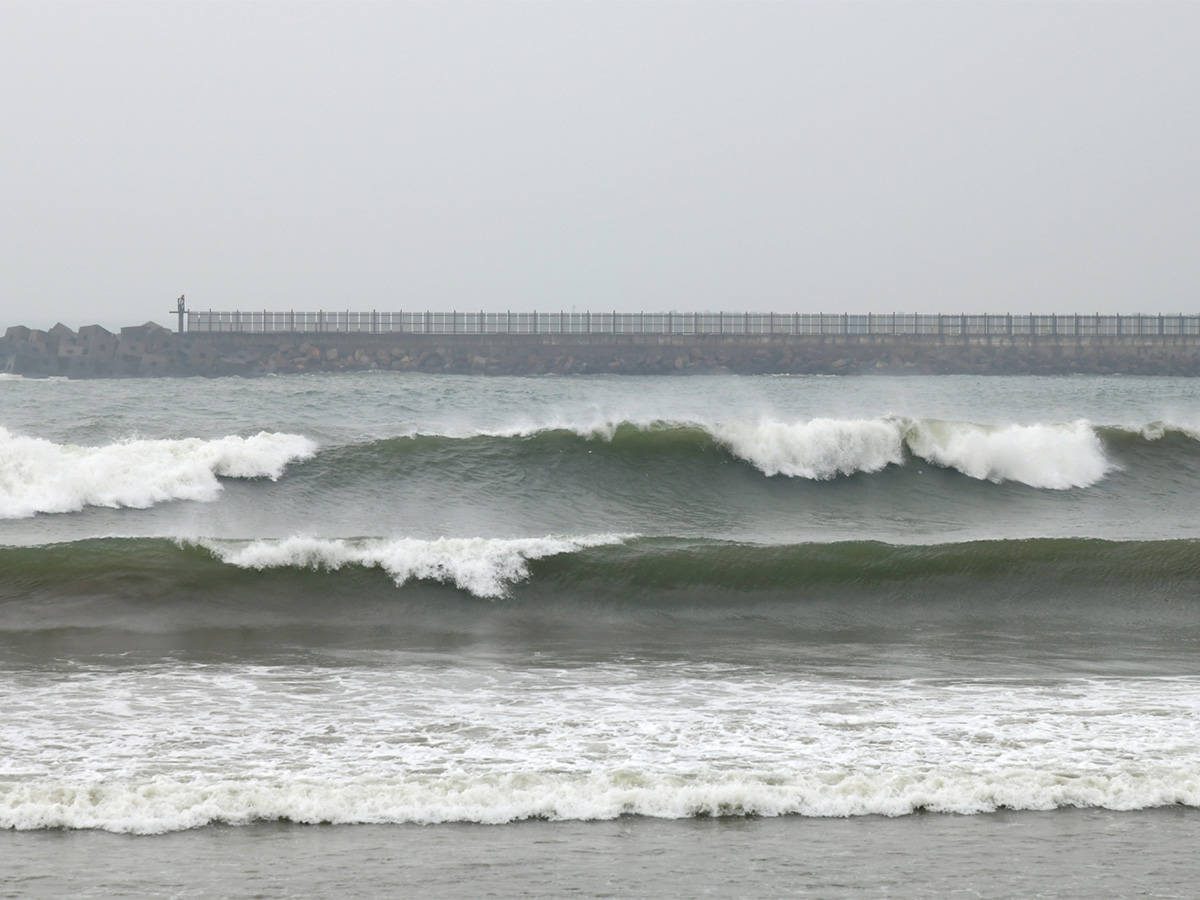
688 416 1121 487
0 427 317 518
904 419 1113 489
5 536 1200 613
196 534 631 599
2 768 1196 833
1133 420 1200 442
709 418 904 479
347 415 1135 488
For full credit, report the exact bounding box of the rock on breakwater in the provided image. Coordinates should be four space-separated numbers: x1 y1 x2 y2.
6 321 1200 377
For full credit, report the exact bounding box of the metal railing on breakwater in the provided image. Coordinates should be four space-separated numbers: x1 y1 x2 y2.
187 310 1200 338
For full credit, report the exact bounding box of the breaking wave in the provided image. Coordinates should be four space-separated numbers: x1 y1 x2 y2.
4 535 1200 609
317 415 1150 489
0 427 317 518
198 534 629 599
3 767 1198 833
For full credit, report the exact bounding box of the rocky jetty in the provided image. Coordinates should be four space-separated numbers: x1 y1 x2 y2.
5 322 1200 377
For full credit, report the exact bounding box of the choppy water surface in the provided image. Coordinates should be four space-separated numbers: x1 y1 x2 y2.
2 373 1199 895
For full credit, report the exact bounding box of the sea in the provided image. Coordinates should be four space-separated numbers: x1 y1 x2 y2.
1 371 1199 898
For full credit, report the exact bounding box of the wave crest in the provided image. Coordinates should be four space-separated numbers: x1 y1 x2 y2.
905 420 1112 489
3 768 1197 833
708 416 1116 487
0 428 317 518
712 418 905 479
197 534 631 599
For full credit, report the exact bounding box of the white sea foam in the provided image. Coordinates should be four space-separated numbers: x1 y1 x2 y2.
0 427 317 518
710 417 1114 486
711 418 906 479
4 667 1195 835
3 663 1197 833
2 768 1198 833
469 416 654 442
448 415 1115 488
1138 420 1200 443
200 534 629 598
905 420 1112 489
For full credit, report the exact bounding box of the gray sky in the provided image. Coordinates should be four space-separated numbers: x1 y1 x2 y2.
2 1 1199 330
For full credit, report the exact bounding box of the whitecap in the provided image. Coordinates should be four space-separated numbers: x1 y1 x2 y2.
0 427 318 518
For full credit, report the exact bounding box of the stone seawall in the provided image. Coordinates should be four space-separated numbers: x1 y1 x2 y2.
6 321 1200 377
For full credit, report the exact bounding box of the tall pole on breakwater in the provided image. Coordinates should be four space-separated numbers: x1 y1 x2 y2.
171 295 187 334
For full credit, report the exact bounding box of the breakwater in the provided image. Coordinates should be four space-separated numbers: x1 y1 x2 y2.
6 317 1200 377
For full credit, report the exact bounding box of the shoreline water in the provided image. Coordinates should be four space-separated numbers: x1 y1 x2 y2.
5 809 1198 899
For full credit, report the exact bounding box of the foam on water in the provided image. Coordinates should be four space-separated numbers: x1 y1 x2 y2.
199 534 630 598
0 427 317 518
711 418 905 479
398 415 1118 488
904 419 1113 489
697 416 1112 487
2 663 1197 833
1137 420 1200 442
3 768 1198 833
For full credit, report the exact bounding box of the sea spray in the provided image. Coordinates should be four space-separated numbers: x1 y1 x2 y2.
344 416 1122 488
904 420 1113 489
0 428 317 518
710 418 905 479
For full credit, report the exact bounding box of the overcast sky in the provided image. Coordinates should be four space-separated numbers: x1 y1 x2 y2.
2 2 1198 330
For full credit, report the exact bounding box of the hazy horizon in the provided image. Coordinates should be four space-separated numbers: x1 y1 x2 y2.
3 1 1198 331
